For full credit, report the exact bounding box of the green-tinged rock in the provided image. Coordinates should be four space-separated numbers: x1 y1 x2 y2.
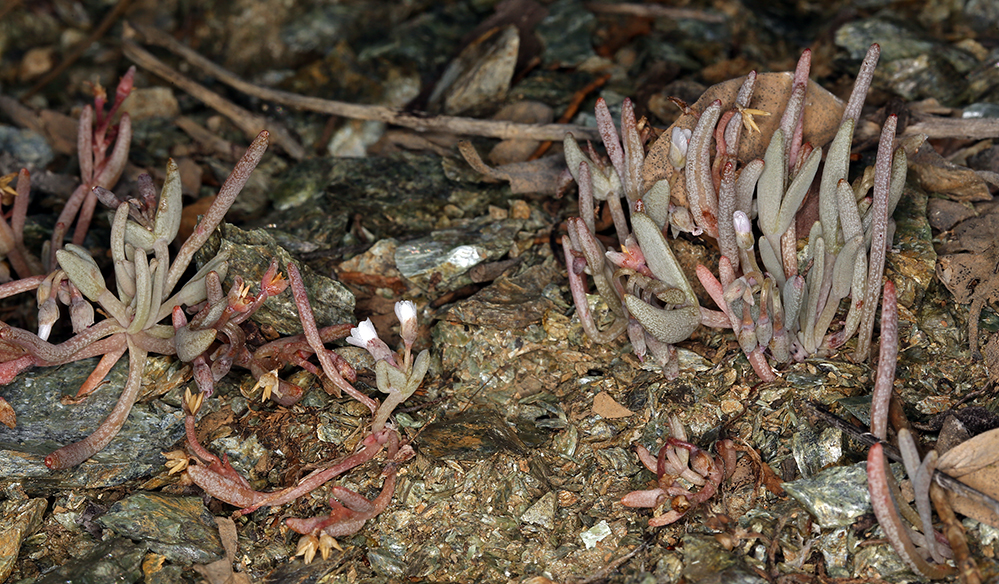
195 222 355 335
35 538 146 584
783 462 871 528
99 492 224 565
0 356 186 489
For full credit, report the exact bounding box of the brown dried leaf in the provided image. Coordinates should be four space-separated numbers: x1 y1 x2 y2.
936 242 999 354
458 140 565 193
193 516 251 584
937 427 999 527
643 73 845 207
592 391 633 419
0 396 15 429
910 143 991 202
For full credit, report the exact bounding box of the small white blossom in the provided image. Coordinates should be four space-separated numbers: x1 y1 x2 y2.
668 127 692 170
733 210 755 251
346 318 379 348
394 300 418 347
347 318 396 365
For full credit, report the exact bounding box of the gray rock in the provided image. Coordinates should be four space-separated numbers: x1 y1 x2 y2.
35 538 146 584
99 492 225 565
0 357 186 489
196 222 355 335
783 462 871 529
0 125 54 169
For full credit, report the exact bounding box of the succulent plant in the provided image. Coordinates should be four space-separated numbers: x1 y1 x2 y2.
562 44 905 381
562 98 700 377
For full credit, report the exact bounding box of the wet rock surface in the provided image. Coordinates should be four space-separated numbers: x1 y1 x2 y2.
1 0 998 582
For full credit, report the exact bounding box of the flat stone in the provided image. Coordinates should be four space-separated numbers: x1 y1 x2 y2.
0 497 46 582
99 492 224 565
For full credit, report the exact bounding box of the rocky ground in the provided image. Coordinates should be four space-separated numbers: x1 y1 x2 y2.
2 0 999 582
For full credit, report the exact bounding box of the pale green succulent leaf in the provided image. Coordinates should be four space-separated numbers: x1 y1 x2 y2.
56 248 107 301
630 212 698 307
624 295 700 345
175 326 217 362
153 158 183 244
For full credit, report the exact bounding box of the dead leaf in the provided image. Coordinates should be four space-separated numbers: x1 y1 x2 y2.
592 391 633 419
910 142 991 202
937 426 999 527
0 397 15 429
458 140 565 193
193 516 252 584
216 516 238 564
936 241 999 352
927 198 976 232
643 73 845 207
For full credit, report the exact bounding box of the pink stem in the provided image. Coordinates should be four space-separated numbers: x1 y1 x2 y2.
286 262 377 413
45 341 147 469
867 444 954 579
236 429 391 515
870 281 897 440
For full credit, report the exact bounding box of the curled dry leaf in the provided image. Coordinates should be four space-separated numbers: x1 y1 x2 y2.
936 426 999 528
0 396 15 428
910 142 992 202
458 140 566 193
643 74 845 208
936 241 999 355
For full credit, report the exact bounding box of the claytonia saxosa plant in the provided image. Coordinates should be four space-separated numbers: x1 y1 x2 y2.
866 282 957 579
563 43 905 382
621 415 733 527
562 98 700 378
0 131 276 469
182 295 425 563
0 112 427 557
0 68 135 342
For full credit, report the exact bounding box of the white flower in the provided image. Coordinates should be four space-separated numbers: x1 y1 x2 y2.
733 210 754 251
346 318 379 349
347 318 396 365
668 127 692 170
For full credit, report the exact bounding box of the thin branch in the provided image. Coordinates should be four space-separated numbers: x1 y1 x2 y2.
583 2 726 22
905 117 999 140
123 22 600 142
120 38 306 160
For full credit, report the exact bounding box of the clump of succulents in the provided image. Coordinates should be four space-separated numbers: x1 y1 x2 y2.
0 79 429 558
563 44 904 381
562 98 700 378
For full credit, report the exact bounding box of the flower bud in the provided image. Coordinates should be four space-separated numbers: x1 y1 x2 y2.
733 210 754 251
668 127 692 169
394 300 418 348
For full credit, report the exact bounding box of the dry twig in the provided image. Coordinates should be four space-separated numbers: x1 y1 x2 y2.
120 37 307 160
584 2 726 22
124 22 600 142
905 117 999 140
